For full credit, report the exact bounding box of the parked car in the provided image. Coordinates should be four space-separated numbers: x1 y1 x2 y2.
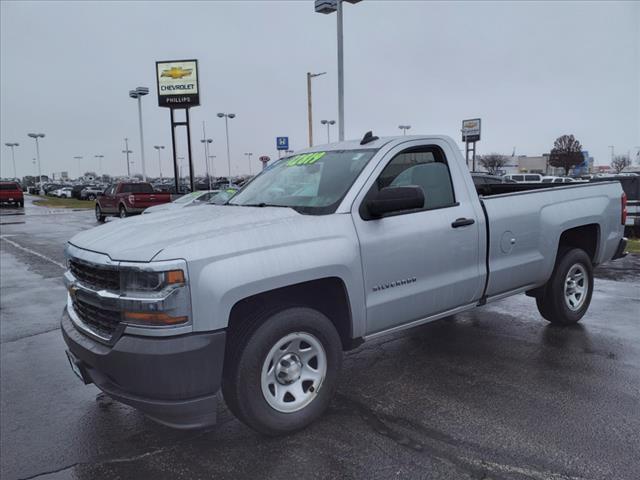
94 182 172 221
0 181 24 207
208 188 239 205
541 176 575 184
503 173 544 183
43 183 64 195
591 174 640 234
143 190 223 214
52 187 73 198
62 134 627 435
470 172 517 186
80 186 105 200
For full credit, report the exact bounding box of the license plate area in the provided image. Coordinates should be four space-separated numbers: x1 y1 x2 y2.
66 350 90 384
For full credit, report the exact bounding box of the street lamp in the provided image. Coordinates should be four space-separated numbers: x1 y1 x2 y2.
320 119 336 143
73 156 83 178
153 145 165 180
244 152 253 175
129 86 149 181
307 71 326 146
217 113 236 177
4 142 19 179
315 0 362 141
27 133 45 186
398 125 411 135
200 139 213 189
94 155 104 177
608 145 615 163
122 137 133 177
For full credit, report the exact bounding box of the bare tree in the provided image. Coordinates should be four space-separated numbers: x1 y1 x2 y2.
548 134 583 176
478 153 508 175
611 155 631 173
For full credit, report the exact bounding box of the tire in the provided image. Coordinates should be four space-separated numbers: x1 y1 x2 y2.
88 194 96 200
536 248 593 325
18 201 24 208
222 307 342 436
95 205 105 223
119 205 128 218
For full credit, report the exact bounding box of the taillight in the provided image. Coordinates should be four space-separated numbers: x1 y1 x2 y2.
621 192 627 225
128 194 135 205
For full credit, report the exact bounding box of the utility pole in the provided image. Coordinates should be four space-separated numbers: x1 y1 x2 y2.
316 0 361 142
4 142 19 179
123 138 133 177
129 87 149 181
608 145 614 164
306 71 326 147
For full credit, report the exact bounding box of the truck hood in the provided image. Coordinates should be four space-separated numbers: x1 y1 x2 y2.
69 205 302 262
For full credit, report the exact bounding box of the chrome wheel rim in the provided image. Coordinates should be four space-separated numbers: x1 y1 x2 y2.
119 208 126 218
564 263 588 311
261 332 327 413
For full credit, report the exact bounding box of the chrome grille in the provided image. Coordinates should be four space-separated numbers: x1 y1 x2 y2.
69 258 119 291
72 297 121 338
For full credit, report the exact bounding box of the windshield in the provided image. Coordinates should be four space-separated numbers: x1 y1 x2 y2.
228 149 377 214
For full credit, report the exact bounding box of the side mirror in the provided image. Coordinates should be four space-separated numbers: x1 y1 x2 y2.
367 186 424 218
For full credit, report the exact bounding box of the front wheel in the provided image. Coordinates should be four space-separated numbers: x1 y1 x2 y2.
536 248 593 325
119 205 128 218
95 205 105 223
222 307 342 436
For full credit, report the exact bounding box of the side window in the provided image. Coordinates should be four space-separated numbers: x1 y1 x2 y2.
106 186 115 195
513 175 524 182
373 146 456 211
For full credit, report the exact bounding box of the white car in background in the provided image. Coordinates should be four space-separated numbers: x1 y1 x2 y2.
503 173 544 183
54 187 73 198
541 176 575 184
142 189 235 214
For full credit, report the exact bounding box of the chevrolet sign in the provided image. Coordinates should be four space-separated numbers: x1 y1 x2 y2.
156 59 200 108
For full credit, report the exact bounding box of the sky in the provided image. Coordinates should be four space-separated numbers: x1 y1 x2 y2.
1 0 638 180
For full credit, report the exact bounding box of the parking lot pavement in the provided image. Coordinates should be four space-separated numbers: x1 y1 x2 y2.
1 202 639 480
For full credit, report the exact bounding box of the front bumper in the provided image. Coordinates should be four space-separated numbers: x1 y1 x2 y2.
61 308 226 429
612 237 628 260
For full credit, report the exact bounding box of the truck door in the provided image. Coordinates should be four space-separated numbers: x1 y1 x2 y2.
352 141 485 336
101 185 116 212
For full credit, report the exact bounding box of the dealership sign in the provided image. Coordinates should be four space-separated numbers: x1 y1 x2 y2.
461 118 481 142
156 59 200 108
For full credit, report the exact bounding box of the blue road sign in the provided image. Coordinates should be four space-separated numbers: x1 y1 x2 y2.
276 137 289 151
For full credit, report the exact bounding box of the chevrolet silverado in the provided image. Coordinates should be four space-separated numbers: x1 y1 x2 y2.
61 134 627 435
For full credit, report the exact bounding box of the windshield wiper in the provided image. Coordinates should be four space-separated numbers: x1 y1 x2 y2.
233 203 289 208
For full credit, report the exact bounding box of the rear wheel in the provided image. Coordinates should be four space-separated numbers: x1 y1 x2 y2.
18 200 24 208
95 205 105 223
536 248 593 325
88 194 96 200
119 205 128 218
222 307 342 436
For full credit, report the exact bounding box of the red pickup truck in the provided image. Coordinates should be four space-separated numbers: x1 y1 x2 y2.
95 182 171 222
0 182 24 207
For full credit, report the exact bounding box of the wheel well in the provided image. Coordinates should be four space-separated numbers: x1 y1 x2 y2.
558 224 599 263
228 277 356 351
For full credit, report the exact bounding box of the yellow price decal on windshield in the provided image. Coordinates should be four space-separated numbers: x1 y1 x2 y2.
286 152 326 166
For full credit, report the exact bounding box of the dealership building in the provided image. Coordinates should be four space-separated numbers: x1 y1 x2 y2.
498 152 594 176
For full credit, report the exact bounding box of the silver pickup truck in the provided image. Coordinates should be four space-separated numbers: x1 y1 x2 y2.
61 134 628 435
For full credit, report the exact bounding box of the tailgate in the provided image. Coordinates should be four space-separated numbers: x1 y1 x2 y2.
130 193 170 208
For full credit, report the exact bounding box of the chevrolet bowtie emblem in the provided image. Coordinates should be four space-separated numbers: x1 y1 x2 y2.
161 67 193 79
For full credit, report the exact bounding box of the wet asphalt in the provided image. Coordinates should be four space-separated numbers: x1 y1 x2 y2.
1 196 639 480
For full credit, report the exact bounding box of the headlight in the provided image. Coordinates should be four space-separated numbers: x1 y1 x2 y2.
120 269 185 293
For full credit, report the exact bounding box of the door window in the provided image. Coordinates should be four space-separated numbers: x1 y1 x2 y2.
365 146 456 215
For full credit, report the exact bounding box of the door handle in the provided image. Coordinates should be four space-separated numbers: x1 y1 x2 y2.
451 218 475 228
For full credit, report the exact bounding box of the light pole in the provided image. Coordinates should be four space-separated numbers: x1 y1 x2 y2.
315 0 361 142
208 155 216 179
320 119 336 143
200 139 213 189
94 155 104 177
73 156 83 178
129 86 149 181
122 137 133 177
4 142 19 179
398 125 411 135
153 145 165 180
177 156 185 185
307 71 326 146
27 133 45 186
608 145 615 164
217 113 236 177
244 152 253 175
